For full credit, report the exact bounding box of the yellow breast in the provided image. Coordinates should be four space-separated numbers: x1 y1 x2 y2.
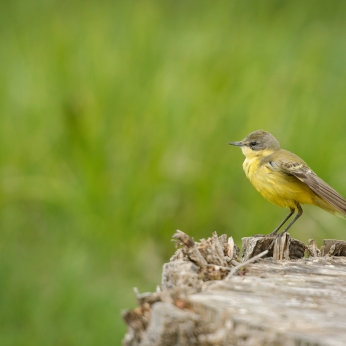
243 155 315 209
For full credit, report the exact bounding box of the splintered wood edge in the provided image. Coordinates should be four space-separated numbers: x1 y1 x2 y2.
242 234 305 261
173 231 346 264
243 236 346 260
241 236 274 262
322 239 346 254
322 239 346 257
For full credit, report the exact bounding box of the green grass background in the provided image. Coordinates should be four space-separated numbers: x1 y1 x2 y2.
2 0 346 344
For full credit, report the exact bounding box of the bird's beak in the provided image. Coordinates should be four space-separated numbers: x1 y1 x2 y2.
228 141 244 147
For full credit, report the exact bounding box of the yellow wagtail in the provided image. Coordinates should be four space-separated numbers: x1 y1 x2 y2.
229 130 346 236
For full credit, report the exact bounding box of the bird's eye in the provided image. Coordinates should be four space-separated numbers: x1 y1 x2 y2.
250 141 257 147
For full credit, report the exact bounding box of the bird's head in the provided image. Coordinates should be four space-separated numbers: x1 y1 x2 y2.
229 130 280 158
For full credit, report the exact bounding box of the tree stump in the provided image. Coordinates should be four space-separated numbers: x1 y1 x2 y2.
122 231 346 346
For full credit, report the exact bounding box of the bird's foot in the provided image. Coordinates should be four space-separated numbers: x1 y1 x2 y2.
268 231 287 250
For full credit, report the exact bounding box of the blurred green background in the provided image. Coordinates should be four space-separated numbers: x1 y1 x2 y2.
2 0 346 344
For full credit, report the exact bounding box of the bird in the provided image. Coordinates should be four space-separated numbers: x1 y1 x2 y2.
229 130 346 237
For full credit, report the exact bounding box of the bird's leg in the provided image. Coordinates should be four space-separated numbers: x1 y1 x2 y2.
268 208 295 236
268 203 303 250
277 202 303 236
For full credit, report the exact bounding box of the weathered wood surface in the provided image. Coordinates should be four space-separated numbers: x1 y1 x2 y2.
122 231 346 346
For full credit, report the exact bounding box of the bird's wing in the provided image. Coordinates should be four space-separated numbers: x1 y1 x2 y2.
269 157 346 215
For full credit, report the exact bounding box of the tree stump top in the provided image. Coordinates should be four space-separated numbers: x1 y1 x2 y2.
122 231 346 346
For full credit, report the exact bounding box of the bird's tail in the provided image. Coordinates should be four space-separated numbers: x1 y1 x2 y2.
313 196 346 220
